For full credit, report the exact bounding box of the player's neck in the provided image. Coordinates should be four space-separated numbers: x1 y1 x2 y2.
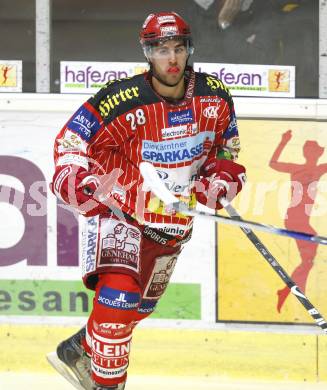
152 76 185 100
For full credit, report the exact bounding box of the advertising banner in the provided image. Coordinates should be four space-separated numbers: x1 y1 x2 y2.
194 63 295 97
60 61 149 94
60 61 295 97
0 60 22 92
217 119 327 324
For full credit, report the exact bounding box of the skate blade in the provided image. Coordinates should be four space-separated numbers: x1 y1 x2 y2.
46 351 85 390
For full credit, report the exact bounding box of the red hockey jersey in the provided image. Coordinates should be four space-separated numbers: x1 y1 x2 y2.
53 67 241 238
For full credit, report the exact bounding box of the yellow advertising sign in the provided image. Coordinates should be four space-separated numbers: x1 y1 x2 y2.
0 60 22 92
217 120 327 324
0 64 16 86
268 69 290 93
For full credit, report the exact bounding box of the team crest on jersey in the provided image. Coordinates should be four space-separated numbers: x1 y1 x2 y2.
203 106 219 119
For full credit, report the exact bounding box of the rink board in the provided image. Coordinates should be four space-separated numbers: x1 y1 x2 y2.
217 120 327 324
1 324 327 382
1 94 327 329
0 279 200 319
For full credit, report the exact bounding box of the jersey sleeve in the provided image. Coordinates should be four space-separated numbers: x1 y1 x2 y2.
218 97 241 161
197 73 241 162
208 87 240 162
53 83 126 172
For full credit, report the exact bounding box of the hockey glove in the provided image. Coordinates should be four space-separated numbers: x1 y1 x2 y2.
196 158 246 210
50 165 109 216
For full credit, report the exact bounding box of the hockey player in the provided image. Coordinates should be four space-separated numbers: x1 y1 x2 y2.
47 11 246 390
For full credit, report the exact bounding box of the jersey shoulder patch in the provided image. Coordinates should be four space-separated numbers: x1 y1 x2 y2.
88 73 160 123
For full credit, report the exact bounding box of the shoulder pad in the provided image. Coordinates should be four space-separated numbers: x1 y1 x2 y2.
195 72 232 100
88 74 159 122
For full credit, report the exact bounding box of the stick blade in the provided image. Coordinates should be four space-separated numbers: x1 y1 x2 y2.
139 162 179 205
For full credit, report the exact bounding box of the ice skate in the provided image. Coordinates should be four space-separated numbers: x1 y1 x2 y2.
47 326 93 390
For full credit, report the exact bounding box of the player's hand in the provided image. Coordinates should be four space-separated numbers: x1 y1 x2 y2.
50 165 109 216
196 158 246 210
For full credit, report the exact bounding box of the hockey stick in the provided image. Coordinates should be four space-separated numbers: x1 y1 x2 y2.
220 198 327 333
140 162 327 333
139 162 327 246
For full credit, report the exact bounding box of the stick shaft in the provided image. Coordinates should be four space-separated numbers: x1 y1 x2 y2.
222 201 327 333
140 161 327 245
174 204 327 245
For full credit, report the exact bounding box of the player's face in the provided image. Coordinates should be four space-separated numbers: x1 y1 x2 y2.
149 39 188 87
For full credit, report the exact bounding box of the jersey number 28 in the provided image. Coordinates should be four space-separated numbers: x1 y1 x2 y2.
126 109 146 130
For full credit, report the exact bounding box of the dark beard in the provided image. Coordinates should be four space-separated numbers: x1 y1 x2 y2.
150 62 185 87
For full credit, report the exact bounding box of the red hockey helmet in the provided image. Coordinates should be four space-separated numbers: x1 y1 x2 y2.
140 12 194 53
